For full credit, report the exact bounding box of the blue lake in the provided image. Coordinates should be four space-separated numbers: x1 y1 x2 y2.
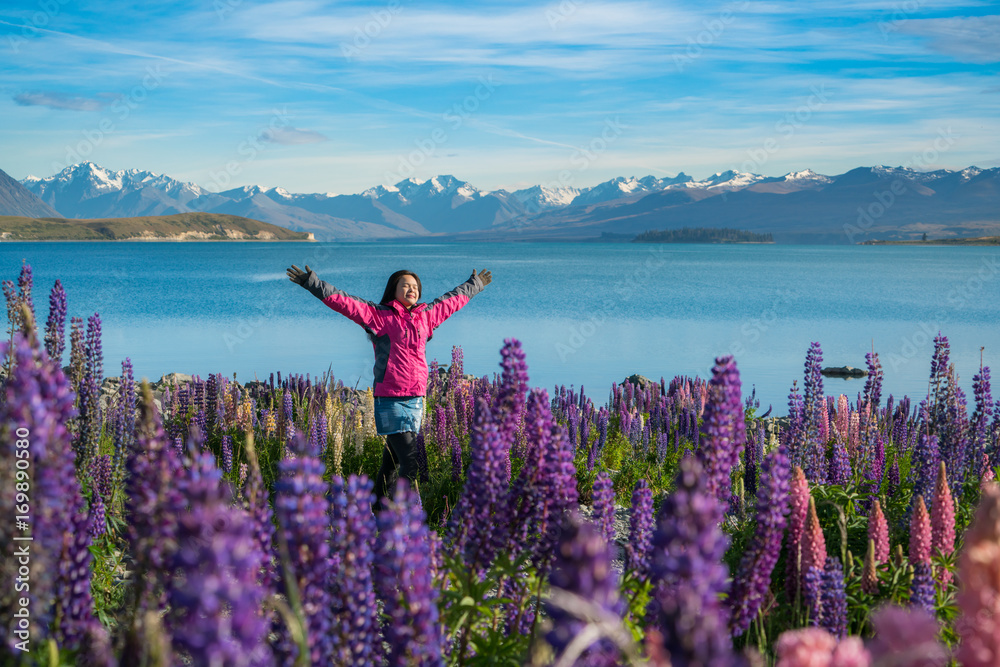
2 241 998 415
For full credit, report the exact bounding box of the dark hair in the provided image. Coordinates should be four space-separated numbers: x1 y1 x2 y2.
380 270 421 305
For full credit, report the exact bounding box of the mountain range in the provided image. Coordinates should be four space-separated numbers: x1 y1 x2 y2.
10 162 1000 243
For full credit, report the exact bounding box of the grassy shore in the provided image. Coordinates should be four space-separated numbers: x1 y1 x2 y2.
0 212 314 241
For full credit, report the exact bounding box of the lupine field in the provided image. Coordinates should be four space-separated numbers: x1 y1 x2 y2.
2 263 1000 666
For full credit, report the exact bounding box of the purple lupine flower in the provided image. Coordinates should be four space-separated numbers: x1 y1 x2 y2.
205 372 218 437
863 351 883 410
803 564 825 627
912 434 940 513
89 453 113 503
449 430 463 483
803 343 827 483
786 466 810 603
374 480 444 667
240 462 275 592
928 333 950 408
447 397 509 575
784 381 806 470
910 562 936 614
448 344 464 385
1 279 21 338
820 557 848 639
579 411 591 455
745 423 764 501
648 454 735 666
88 486 107 539
971 365 993 475
697 355 746 505
587 407 609 470
221 434 233 474
16 264 33 321
1 326 88 644
504 388 579 569
126 381 187 623
113 357 137 486
494 338 529 459
415 432 430 484
828 435 851 485
591 471 616 545
53 488 101 651
869 605 948 667
272 434 335 665
433 404 448 453
44 278 67 362
730 445 791 637
165 451 274 667
84 313 103 383
804 342 825 432
328 475 382 665
282 391 294 443
544 511 624 666
625 479 654 581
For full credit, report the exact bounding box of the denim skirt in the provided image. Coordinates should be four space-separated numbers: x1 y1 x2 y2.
373 396 424 435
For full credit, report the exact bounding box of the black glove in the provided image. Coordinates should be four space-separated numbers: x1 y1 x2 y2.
286 264 312 286
471 268 492 287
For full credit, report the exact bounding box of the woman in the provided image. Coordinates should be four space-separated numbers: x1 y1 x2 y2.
286 263 491 507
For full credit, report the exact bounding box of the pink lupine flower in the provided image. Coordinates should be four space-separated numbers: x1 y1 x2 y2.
956 483 1000 667
802 497 827 584
786 466 811 602
869 605 949 667
868 500 890 564
835 395 849 440
909 496 932 566
775 627 837 667
930 462 955 586
862 540 879 595
848 412 860 455
830 637 871 667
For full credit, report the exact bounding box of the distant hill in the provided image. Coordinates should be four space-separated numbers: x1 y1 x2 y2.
862 236 1000 246
0 167 61 218
18 162 1000 243
0 212 314 241
633 227 774 243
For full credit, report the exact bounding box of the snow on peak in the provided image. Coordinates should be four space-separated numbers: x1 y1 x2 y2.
511 184 581 211
362 184 398 198
783 169 832 183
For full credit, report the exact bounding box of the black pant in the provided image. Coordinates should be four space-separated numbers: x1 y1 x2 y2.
373 431 419 510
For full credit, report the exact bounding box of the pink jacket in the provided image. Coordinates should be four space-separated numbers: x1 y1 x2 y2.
302 270 486 397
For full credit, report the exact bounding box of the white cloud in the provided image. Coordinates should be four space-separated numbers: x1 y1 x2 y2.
258 126 329 145
900 15 1000 63
13 91 111 111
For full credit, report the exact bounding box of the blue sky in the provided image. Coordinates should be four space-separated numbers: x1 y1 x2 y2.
1 0 998 194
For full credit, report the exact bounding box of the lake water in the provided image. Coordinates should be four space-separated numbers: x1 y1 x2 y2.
2 241 998 415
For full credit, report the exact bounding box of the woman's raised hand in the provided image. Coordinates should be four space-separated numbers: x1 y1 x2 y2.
287 264 312 285
471 268 492 286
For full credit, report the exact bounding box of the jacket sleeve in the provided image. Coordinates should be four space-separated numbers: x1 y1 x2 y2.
300 270 384 334
423 273 486 333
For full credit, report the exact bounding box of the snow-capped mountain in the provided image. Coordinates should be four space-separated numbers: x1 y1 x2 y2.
510 184 581 213
25 162 207 219
16 162 1000 242
570 173 693 206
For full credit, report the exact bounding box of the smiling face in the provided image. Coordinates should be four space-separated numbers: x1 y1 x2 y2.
394 274 420 308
